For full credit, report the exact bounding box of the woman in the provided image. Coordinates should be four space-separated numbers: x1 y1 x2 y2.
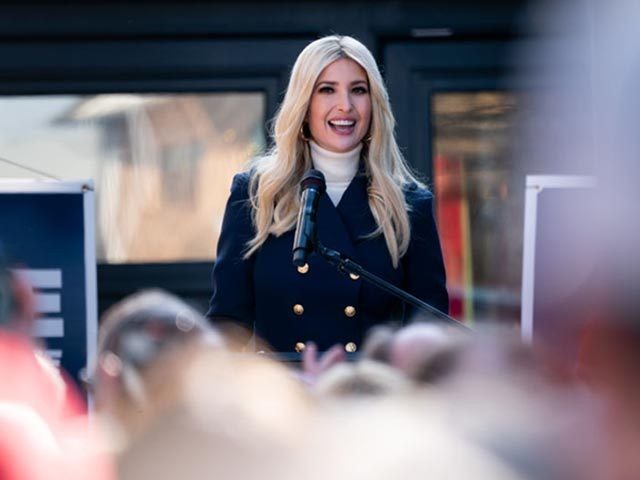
207 35 448 354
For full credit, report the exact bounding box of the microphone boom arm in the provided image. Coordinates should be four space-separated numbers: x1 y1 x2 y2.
316 241 471 331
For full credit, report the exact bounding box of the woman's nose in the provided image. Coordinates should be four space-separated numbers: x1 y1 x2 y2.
337 92 353 112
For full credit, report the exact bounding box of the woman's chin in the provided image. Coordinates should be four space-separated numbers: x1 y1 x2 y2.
317 137 362 153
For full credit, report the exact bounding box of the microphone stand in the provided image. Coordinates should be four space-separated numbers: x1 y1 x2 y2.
316 240 472 331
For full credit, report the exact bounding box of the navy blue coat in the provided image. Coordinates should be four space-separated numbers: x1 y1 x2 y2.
206 171 448 353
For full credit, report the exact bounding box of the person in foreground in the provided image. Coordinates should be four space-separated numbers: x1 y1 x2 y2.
0 246 114 480
207 35 448 355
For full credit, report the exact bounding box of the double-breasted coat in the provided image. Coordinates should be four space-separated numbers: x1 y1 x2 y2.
206 170 448 353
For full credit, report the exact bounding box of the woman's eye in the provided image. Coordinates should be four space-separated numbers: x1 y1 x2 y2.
318 86 334 93
353 86 368 94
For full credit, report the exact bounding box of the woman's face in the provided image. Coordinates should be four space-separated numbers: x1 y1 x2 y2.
307 58 372 153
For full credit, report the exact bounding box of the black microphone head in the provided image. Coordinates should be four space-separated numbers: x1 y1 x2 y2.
301 169 326 194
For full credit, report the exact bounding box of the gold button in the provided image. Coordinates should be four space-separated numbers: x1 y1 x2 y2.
345 342 357 353
295 342 306 353
344 305 356 317
349 273 360 280
297 263 309 274
293 304 304 315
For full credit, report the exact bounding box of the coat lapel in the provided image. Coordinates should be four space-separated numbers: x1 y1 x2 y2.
316 189 357 260
336 173 378 246
315 171 379 262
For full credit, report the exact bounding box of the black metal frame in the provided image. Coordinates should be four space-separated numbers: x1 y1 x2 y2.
384 39 516 185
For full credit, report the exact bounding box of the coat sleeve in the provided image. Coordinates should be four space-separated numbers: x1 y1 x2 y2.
402 187 450 318
206 173 255 330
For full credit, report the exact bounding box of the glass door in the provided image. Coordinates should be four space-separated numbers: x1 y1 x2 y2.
385 40 525 325
431 90 522 322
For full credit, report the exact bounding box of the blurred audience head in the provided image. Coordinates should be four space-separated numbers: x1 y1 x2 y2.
389 322 461 383
0 243 37 334
117 347 311 480
360 324 395 363
0 242 12 325
314 359 411 398
92 289 224 446
0 244 114 479
290 393 525 480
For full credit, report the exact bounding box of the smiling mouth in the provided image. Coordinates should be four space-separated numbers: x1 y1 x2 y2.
328 119 356 134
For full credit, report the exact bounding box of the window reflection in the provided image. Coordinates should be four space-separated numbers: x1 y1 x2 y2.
0 93 266 263
432 92 522 323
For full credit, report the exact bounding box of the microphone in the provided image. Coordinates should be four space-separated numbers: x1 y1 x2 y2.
292 169 326 267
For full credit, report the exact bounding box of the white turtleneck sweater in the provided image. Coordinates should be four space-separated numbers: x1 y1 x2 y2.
309 140 362 206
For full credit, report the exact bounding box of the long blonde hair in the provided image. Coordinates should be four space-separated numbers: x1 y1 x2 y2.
245 35 424 267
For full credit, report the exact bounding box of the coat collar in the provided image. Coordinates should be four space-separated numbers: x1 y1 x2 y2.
315 170 378 259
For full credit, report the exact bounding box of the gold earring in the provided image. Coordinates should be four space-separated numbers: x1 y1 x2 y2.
300 123 311 142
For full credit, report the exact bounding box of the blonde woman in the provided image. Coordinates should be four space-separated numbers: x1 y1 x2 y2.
207 35 448 355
